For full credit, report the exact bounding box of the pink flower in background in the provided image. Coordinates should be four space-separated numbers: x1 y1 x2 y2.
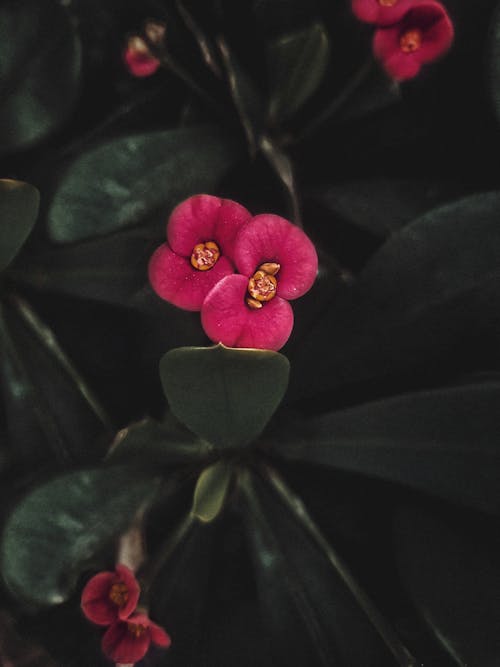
81 564 140 626
351 0 415 26
102 612 171 663
123 36 160 78
201 214 318 351
149 194 252 311
373 1 454 81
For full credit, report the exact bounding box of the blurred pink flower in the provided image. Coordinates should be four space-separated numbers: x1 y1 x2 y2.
352 0 415 26
81 564 140 626
373 1 454 81
102 612 171 663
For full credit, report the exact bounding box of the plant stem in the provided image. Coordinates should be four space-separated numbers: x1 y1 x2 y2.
263 464 420 667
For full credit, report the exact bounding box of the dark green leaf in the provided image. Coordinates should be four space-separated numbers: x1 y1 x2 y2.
291 192 500 401
0 298 106 470
1 467 158 605
310 179 465 237
108 414 213 466
47 126 241 242
395 507 500 665
160 344 290 448
267 22 329 124
192 461 233 522
0 179 39 271
239 469 399 667
218 37 265 155
0 0 81 155
271 381 500 514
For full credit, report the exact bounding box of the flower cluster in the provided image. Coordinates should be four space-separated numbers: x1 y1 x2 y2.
352 0 454 81
123 21 165 78
81 564 171 664
148 195 318 351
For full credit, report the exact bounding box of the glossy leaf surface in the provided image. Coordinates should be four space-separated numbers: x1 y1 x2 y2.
160 345 290 449
1 467 157 605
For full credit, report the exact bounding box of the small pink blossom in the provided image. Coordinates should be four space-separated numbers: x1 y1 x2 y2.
352 0 415 26
81 564 140 626
149 194 252 311
102 612 171 663
373 1 454 81
123 36 160 78
201 214 318 351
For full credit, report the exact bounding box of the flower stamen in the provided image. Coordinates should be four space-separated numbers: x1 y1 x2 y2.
190 241 220 271
378 0 398 5
109 582 129 607
128 623 147 638
400 29 423 53
246 262 280 308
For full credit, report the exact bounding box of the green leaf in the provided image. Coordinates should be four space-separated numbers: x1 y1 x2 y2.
310 179 465 238
395 506 500 666
108 414 213 467
270 381 500 514
0 179 39 271
192 461 233 522
291 192 500 401
47 126 241 242
160 345 290 449
0 0 81 155
239 469 401 667
267 22 329 124
1 466 157 605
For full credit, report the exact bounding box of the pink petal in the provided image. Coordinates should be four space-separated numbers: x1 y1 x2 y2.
380 51 422 80
419 11 454 62
149 621 172 648
81 571 117 626
351 0 415 26
201 275 294 351
115 564 140 620
102 621 150 663
213 199 252 258
167 195 222 256
234 215 318 300
148 243 234 311
373 25 400 63
123 49 160 78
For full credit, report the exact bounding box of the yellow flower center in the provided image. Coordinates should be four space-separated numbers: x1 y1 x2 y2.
400 29 423 53
246 262 280 309
128 623 147 638
190 241 220 271
109 582 129 607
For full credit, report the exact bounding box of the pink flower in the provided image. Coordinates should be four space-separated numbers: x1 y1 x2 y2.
373 1 454 81
201 214 318 351
351 0 415 26
102 612 171 663
123 36 160 78
149 194 252 311
81 564 140 626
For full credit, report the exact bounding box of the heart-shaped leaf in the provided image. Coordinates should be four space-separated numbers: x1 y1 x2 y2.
0 179 39 272
267 22 329 124
271 381 500 514
1 466 158 606
0 0 81 155
291 192 500 401
160 345 290 449
395 506 500 666
47 125 241 242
